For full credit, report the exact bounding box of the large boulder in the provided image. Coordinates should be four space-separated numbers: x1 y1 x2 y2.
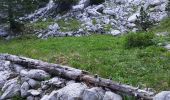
103 91 122 100
1 78 21 99
154 91 170 100
128 12 140 22
27 69 50 81
82 87 105 100
21 82 30 97
0 71 12 88
46 83 88 100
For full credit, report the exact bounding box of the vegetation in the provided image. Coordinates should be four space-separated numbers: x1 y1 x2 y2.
166 0 170 16
90 0 105 5
135 7 154 31
25 18 81 32
54 0 78 13
0 0 49 33
125 32 155 48
0 34 170 91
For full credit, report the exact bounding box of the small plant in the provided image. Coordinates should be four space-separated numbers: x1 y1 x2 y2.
135 7 154 31
166 0 170 16
125 32 155 48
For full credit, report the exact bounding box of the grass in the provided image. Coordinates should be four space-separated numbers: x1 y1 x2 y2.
150 17 170 33
56 18 81 32
25 18 81 32
0 34 170 91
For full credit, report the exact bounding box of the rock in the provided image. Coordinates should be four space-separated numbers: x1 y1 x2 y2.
0 60 11 71
128 12 140 22
13 64 24 73
1 78 20 99
66 80 76 85
103 91 122 100
43 77 66 88
27 96 34 100
110 30 121 36
20 69 29 77
0 71 12 88
41 95 49 100
27 78 40 88
27 96 40 100
28 89 41 96
48 23 60 31
47 83 88 100
21 82 30 97
0 27 8 37
154 91 170 100
72 4 84 11
103 9 116 16
164 44 170 50
78 0 90 8
87 9 101 16
27 69 50 81
82 87 105 100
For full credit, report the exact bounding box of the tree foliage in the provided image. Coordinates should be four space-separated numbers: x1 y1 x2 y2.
0 0 49 32
135 7 154 31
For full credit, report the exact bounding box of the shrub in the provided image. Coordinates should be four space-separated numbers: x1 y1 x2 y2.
125 32 155 48
90 0 105 5
54 0 78 13
166 0 170 16
135 7 154 31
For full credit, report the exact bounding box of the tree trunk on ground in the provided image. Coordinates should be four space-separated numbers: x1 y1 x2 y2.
0 54 155 100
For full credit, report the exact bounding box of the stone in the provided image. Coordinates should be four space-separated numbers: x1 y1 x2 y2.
78 0 90 8
13 64 24 73
0 60 11 71
20 69 29 77
82 87 105 100
47 83 88 100
44 77 66 88
27 78 40 88
164 44 170 50
41 95 49 100
0 71 12 88
28 89 41 96
21 82 30 97
72 4 84 11
87 9 101 16
110 30 121 36
1 78 20 99
48 23 60 31
128 12 140 22
27 69 50 81
27 96 34 100
103 9 116 16
154 91 170 100
0 27 8 37
103 91 122 100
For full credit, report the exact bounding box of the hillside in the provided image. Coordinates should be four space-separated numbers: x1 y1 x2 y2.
0 0 170 100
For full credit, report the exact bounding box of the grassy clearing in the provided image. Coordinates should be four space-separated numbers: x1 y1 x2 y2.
0 34 170 91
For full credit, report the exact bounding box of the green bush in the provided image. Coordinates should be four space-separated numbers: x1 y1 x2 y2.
54 0 78 13
125 32 155 48
166 0 170 16
90 0 105 5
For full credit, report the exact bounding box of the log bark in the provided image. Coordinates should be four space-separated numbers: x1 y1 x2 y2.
0 53 155 100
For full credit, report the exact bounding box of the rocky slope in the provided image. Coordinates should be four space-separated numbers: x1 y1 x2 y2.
0 54 169 100
19 0 168 39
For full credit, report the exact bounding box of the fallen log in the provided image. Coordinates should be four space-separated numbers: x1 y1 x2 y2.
0 53 155 100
